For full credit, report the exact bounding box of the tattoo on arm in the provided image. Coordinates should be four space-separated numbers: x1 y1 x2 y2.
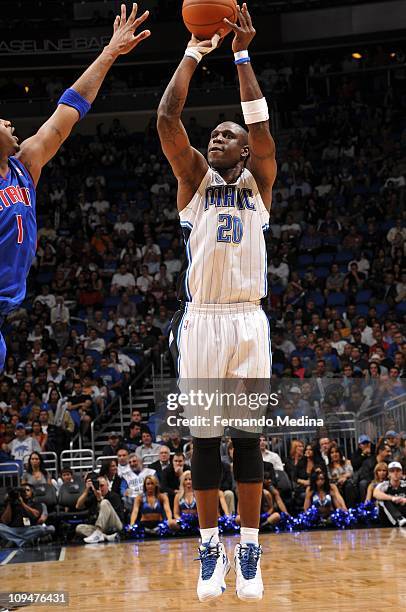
50 124 63 144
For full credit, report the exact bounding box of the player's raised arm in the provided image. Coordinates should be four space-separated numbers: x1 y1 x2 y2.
16 3 150 186
224 3 276 210
157 35 222 209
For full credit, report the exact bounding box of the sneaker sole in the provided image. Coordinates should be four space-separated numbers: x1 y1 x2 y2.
236 591 264 602
197 560 231 602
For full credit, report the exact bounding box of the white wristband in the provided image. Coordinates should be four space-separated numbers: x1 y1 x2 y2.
185 48 202 64
234 50 249 61
241 97 269 125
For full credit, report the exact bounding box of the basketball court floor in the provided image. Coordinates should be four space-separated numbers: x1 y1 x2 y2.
1 528 405 611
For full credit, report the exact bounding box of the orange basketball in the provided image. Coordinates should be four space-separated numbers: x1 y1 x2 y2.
182 0 238 40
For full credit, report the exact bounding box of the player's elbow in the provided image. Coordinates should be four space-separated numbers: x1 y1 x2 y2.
157 110 175 133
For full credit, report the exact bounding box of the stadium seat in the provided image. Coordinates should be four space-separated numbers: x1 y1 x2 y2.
271 284 285 296
355 290 372 304
355 304 369 316
32 483 57 511
335 251 354 264
307 292 325 308
297 254 313 268
104 296 121 308
376 303 389 319
327 292 346 307
315 253 334 266
314 267 329 279
395 302 406 316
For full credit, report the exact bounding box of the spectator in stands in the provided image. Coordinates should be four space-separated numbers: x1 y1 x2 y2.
384 431 402 461
149 445 171 482
351 434 375 472
319 437 331 465
291 443 324 510
2 423 41 466
135 430 161 462
161 452 187 505
327 444 358 507
111 264 136 295
50 296 70 327
365 462 389 502
122 454 156 511
22 451 52 486
124 422 142 451
84 328 106 353
31 420 48 452
166 429 188 454
76 475 124 544
260 470 289 527
102 432 126 457
99 458 125 497
95 357 123 399
373 461 406 527
65 380 95 439
260 435 284 471
358 442 392 500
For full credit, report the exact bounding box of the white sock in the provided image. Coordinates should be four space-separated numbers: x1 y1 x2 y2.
200 527 219 545
240 527 259 546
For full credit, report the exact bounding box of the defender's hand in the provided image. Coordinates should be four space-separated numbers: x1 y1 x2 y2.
224 3 256 53
106 3 150 58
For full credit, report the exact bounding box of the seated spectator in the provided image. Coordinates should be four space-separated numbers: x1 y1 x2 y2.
166 429 188 454
3 422 41 466
161 452 187 505
268 256 289 287
75 475 124 544
22 451 52 486
84 328 106 353
304 468 347 518
124 422 142 452
5 487 49 544
116 447 132 481
319 437 331 465
135 430 161 463
325 264 345 293
291 443 324 510
94 357 123 398
31 420 48 452
357 442 392 500
284 440 305 484
365 462 389 502
351 434 375 472
111 264 136 295
117 292 137 321
327 444 358 507
136 265 154 294
50 296 70 327
149 446 171 482
130 475 176 534
122 454 156 511
260 435 284 471
66 380 95 439
373 461 406 527
384 430 402 461
102 432 127 457
99 458 126 497
260 470 289 527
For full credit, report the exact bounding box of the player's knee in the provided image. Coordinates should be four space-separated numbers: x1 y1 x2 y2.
191 436 222 490
232 436 263 483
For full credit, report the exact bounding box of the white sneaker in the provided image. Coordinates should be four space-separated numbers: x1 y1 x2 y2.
234 543 264 601
83 529 105 544
398 518 406 527
105 532 120 543
196 540 230 602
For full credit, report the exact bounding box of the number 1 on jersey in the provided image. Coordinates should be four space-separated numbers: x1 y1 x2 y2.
15 214 24 244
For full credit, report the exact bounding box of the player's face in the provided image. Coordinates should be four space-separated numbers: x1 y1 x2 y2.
0 118 20 156
207 122 248 170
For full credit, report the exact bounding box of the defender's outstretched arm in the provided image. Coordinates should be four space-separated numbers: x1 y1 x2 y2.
17 3 150 185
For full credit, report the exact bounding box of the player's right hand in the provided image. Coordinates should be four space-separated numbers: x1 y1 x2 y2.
106 3 151 58
187 30 224 57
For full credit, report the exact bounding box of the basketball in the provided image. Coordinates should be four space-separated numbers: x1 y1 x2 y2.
182 0 238 40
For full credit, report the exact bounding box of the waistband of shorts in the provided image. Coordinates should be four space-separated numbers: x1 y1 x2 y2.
180 301 261 315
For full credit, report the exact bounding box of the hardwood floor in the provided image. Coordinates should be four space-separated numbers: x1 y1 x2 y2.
1 528 405 611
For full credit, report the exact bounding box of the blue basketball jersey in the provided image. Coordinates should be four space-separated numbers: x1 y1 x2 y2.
0 156 37 315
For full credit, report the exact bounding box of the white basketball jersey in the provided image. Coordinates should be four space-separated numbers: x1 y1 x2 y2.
178 167 270 304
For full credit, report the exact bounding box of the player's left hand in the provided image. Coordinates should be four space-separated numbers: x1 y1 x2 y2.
106 3 151 58
224 3 256 53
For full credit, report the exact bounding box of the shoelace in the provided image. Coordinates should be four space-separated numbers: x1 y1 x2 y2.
237 544 262 580
195 539 221 581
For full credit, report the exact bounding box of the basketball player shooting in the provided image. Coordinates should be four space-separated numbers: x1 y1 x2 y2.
157 3 277 602
0 3 150 373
